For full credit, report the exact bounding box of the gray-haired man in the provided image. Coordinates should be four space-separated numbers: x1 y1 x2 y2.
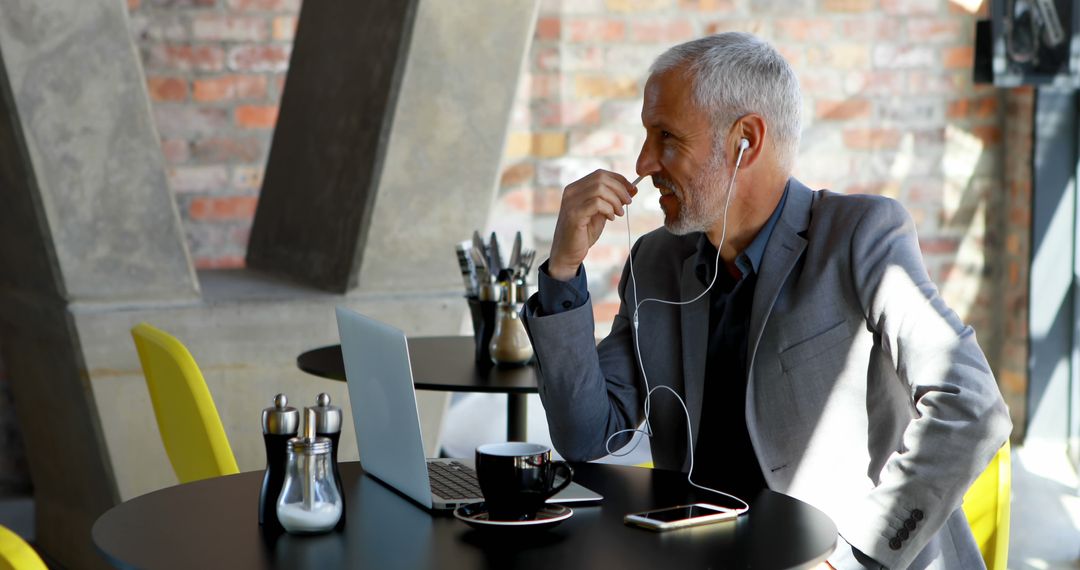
523 32 1011 569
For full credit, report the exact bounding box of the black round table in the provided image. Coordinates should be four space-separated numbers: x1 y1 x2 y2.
298 336 538 441
93 462 837 569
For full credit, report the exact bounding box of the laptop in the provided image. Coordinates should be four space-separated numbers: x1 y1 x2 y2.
335 307 602 511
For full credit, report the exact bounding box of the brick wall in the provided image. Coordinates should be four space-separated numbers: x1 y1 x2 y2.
127 0 297 268
125 0 1030 427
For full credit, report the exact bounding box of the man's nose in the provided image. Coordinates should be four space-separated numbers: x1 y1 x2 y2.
636 138 660 178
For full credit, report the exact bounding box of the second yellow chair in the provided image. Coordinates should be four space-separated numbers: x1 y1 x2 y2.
131 322 239 484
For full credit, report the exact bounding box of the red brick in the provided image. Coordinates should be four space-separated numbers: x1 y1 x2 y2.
906 18 964 42
946 95 999 119
160 138 191 164
191 15 268 41
195 255 246 270
705 19 767 35
500 162 536 187
943 46 974 69
531 73 561 99
534 187 563 214
226 0 300 10
535 17 561 41
272 15 297 41
821 0 873 13
192 74 268 101
189 195 259 221
235 105 279 128
629 19 695 43
501 188 533 212
566 18 626 43
604 0 673 12
533 100 602 127
146 76 188 102
970 125 1001 146
919 237 960 255
843 128 903 150
774 18 833 42
678 0 735 10
192 137 265 162
227 45 291 72
815 99 871 120
144 44 225 72
570 130 634 156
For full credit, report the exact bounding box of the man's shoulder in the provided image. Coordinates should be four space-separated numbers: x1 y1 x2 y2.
809 189 912 234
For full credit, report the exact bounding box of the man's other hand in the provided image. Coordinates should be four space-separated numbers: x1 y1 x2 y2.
548 169 636 281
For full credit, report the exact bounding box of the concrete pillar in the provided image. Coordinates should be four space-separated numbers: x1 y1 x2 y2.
0 0 198 566
247 0 539 293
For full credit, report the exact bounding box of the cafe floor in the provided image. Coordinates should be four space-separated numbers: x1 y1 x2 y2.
0 408 1076 568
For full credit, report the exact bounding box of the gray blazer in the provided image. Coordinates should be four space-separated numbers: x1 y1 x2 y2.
523 178 1012 569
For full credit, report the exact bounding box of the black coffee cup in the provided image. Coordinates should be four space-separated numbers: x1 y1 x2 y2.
475 442 573 521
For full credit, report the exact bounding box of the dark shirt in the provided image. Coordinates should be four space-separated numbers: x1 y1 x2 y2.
537 185 790 495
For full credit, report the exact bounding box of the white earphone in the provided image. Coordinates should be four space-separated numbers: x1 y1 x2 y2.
610 136 752 514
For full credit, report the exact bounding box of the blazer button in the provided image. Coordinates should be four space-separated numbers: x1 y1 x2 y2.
911 509 924 521
562 301 573 309
905 518 916 531
889 537 902 550
897 527 909 540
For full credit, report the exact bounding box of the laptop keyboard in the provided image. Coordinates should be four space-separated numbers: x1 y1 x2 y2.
427 461 483 500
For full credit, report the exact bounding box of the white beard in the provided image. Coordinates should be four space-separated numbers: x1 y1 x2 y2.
657 151 731 236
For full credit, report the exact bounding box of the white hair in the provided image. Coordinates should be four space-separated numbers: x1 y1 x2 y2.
650 32 802 175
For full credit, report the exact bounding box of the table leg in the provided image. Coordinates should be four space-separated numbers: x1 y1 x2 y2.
507 393 528 441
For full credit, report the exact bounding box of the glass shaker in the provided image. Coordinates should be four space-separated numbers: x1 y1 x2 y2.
276 409 342 534
489 282 534 366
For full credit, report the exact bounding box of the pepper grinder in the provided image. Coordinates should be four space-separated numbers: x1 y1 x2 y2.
260 393 298 533
312 392 345 530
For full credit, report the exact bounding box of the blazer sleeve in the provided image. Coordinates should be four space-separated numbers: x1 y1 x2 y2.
842 197 1012 569
521 245 645 462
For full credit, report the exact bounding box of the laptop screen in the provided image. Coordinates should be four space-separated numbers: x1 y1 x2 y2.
336 307 433 509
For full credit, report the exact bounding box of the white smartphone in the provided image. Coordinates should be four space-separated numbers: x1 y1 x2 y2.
624 503 739 531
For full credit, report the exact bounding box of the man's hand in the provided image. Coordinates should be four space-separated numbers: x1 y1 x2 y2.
812 562 835 570
548 170 637 281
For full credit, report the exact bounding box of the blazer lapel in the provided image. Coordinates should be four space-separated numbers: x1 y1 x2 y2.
747 179 813 374
679 251 709 459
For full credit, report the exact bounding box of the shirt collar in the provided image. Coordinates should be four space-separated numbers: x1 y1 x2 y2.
694 180 790 285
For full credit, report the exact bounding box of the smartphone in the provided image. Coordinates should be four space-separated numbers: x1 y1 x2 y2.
624 503 739 531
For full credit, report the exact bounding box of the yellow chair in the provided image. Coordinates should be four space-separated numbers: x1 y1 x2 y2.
131 322 239 483
0 525 47 570
963 441 1011 570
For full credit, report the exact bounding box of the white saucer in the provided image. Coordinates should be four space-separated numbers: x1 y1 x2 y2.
454 503 573 530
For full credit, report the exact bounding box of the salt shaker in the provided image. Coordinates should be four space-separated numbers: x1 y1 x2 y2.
276 409 342 534
312 392 345 530
259 393 298 532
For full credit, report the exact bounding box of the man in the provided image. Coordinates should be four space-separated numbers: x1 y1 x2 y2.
522 32 1011 569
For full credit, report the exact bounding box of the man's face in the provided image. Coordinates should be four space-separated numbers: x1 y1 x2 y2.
637 69 730 235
